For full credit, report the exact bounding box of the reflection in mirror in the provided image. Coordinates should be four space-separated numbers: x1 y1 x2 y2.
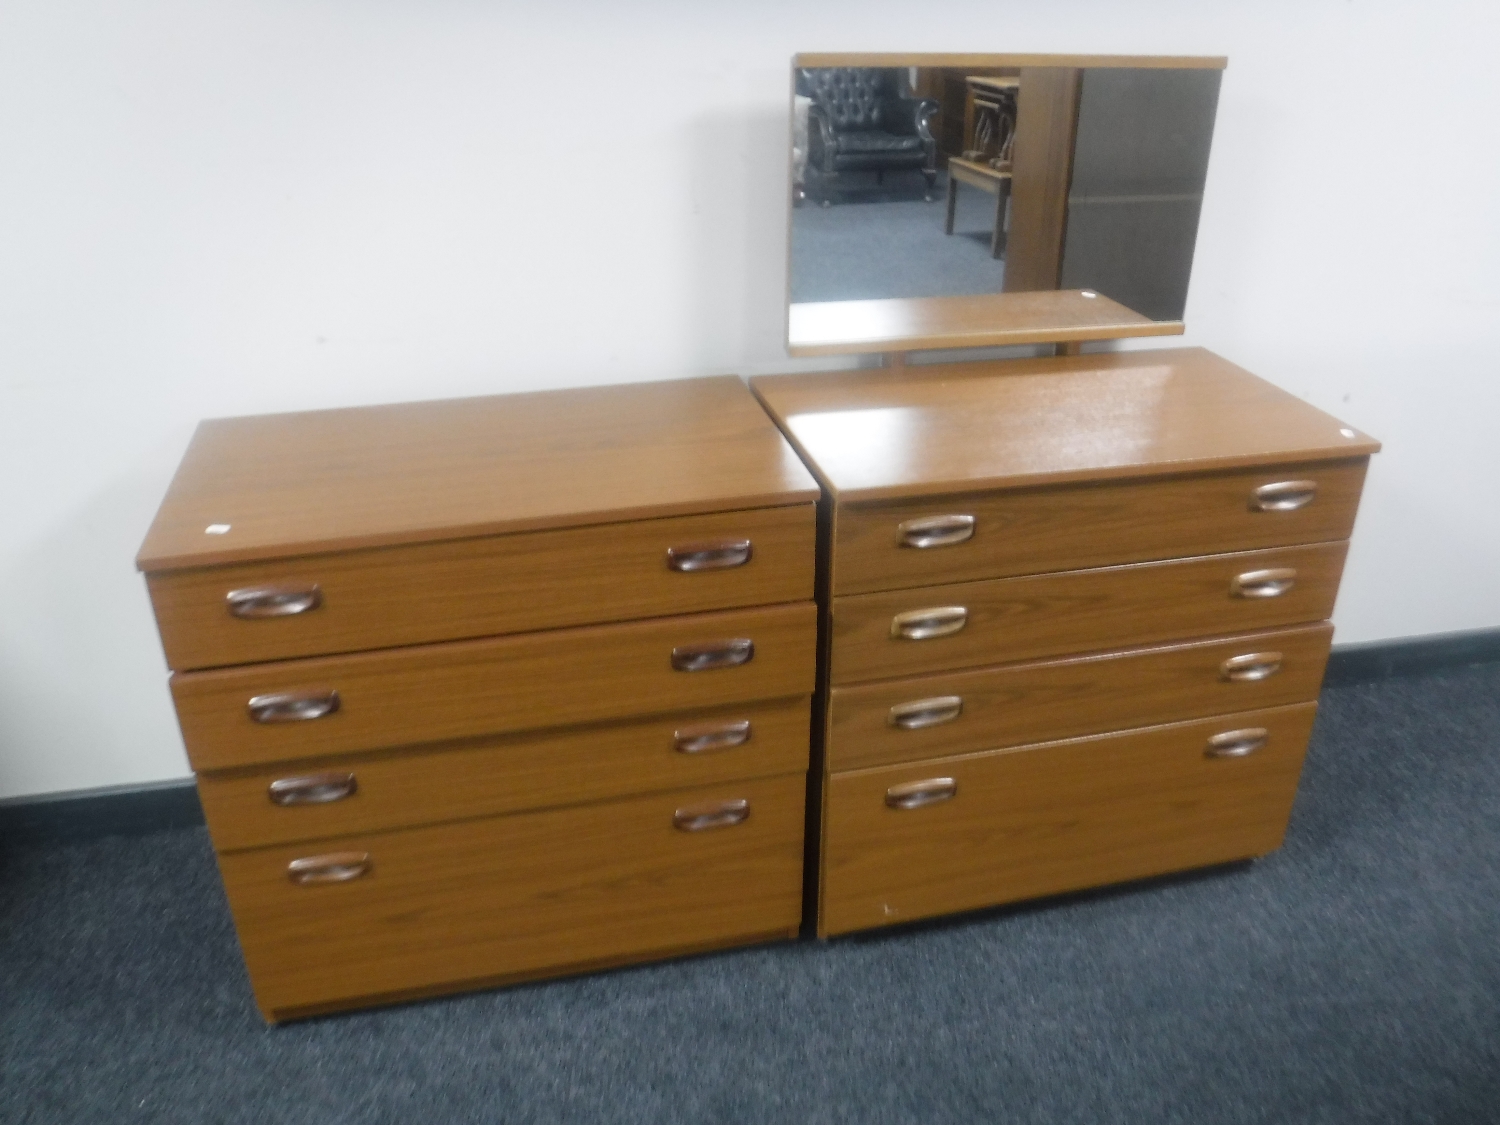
787 55 1224 355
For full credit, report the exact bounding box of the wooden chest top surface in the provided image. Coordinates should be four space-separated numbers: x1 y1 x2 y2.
138 376 819 571
751 348 1379 502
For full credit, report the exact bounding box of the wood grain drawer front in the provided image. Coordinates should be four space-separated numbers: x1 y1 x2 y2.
832 459 1367 595
820 702 1318 936
172 602 817 770
217 772 806 1019
148 504 815 671
826 624 1332 771
199 696 812 851
829 542 1347 686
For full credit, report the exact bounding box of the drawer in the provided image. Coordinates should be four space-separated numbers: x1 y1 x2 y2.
200 696 812 851
148 504 815 671
829 541 1347 685
832 459 1367 595
172 602 817 770
820 702 1318 936
217 772 807 1020
827 624 1332 771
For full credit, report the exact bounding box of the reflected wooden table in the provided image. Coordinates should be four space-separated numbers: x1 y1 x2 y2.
944 156 1013 258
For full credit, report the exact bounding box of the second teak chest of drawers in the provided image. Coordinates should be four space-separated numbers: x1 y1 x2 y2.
136 376 820 1021
751 347 1380 937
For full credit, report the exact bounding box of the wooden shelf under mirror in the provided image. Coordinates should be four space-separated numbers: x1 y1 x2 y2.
787 290 1183 357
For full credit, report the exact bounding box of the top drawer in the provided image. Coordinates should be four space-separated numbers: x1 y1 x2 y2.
832 460 1366 595
148 505 815 671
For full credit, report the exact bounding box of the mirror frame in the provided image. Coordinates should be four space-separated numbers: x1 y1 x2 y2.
786 53 1227 357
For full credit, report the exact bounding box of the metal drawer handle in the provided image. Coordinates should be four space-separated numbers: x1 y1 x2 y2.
287 851 371 885
1231 568 1297 599
1252 480 1318 512
1220 652 1284 682
670 638 755 672
1206 728 1270 759
888 696 964 730
673 798 750 831
666 539 753 572
247 689 341 724
268 772 358 806
674 719 752 754
890 606 968 641
898 514 976 549
886 777 958 810
226 584 323 618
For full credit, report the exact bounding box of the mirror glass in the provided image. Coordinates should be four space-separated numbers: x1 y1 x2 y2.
787 54 1224 355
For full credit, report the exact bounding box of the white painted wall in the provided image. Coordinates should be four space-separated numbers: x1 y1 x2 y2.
2 0 1496 799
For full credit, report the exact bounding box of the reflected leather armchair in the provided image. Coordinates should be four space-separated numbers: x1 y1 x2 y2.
799 68 938 203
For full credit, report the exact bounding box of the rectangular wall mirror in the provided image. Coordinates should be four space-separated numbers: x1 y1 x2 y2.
787 53 1225 356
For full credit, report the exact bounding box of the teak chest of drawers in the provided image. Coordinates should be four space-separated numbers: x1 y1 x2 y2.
136 376 820 1021
751 347 1380 937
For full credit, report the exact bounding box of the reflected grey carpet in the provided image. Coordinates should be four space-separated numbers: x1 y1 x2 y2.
3 665 1499 1124
790 169 1009 303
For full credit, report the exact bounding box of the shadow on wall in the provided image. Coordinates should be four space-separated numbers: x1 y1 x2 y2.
684 105 796 373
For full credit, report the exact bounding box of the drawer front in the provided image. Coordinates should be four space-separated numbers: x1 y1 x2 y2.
827 624 1332 771
173 602 817 770
149 504 815 671
218 772 806 1019
833 459 1367 595
820 702 1317 936
200 696 812 851
830 542 1346 685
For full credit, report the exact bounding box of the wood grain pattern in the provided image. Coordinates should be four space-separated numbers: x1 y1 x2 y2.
826 624 1331 771
149 504 815 671
1004 67 1082 293
831 460 1368 595
269 926 804 1021
793 54 1228 70
751 348 1380 502
136 376 819 572
786 291 1177 357
173 602 817 770
199 696 812 851
829 542 1347 685
819 703 1317 936
218 772 807 1020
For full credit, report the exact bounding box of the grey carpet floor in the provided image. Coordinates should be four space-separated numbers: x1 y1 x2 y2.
3 665 1499 1124
790 169 1009 303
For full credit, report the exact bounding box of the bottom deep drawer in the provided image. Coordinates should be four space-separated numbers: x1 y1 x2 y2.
217 771 807 1020
820 702 1318 937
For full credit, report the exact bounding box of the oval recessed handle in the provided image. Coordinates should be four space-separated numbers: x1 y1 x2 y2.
898 514 976 549
226 584 323 619
887 695 964 730
1251 480 1318 512
268 772 358 806
890 606 968 641
247 689 341 724
287 851 371 885
666 539 753 572
1220 651 1284 682
674 719 752 754
1231 568 1297 599
670 638 755 672
885 777 958 810
1205 728 1269 759
673 798 750 831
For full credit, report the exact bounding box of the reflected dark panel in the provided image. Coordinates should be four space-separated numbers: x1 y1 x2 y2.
1059 68 1222 320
